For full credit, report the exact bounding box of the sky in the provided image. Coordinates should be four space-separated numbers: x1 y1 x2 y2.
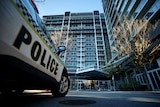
35 0 104 18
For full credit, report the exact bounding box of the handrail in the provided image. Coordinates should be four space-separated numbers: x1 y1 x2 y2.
76 65 102 72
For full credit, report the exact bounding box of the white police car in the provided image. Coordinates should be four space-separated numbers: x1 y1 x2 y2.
0 0 70 97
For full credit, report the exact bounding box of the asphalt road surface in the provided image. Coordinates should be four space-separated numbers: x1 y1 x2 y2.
0 90 160 107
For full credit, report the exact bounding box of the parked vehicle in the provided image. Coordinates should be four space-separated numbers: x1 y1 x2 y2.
0 0 70 97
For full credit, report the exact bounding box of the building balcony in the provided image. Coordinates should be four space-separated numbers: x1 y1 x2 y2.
77 53 85 56
76 44 86 47
76 49 86 51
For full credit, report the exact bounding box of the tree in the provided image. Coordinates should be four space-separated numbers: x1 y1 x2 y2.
50 30 73 51
112 18 159 90
103 64 125 79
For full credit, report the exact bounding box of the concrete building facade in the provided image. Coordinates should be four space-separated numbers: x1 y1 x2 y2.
102 0 160 90
42 11 110 90
42 11 109 79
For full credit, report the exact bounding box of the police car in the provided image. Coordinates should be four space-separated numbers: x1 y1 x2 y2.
0 0 70 97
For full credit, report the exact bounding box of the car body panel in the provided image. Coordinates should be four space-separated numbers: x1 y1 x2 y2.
0 0 66 91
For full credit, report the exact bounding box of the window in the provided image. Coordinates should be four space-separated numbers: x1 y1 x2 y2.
146 61 159 71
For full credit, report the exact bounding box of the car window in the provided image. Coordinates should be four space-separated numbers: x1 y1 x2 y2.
18 0 57 53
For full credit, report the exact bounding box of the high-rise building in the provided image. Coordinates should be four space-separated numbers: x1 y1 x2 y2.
102 0 160 90
42 11 109 77
102 0 160 62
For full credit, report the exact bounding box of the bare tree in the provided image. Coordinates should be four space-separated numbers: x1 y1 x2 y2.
50 30 73 51
112 18 159 90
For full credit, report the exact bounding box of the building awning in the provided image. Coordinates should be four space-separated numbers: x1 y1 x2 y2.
75 67 110 80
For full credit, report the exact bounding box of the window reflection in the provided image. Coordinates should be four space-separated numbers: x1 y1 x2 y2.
144 0 160 19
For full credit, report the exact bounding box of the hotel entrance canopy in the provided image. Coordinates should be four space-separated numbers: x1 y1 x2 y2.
75 66 110 80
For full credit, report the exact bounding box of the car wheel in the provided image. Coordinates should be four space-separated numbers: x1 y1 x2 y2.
51 72 70 97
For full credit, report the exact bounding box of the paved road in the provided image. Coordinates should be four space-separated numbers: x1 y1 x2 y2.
0 90 160 107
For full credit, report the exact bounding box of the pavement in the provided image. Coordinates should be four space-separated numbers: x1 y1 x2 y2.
1 90 160 107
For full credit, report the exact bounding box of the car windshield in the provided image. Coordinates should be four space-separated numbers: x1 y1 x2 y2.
20 0 57 53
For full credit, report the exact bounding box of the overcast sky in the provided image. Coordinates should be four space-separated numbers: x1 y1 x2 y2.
35 0 104 18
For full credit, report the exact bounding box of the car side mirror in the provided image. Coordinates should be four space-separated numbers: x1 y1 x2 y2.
57 45 66 55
